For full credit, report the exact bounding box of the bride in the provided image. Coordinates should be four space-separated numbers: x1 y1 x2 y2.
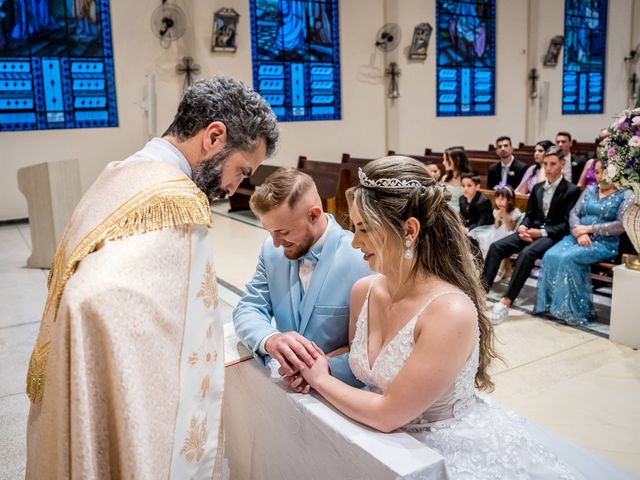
297 157 632 479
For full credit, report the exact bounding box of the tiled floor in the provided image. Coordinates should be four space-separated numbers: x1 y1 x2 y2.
1 214 639 479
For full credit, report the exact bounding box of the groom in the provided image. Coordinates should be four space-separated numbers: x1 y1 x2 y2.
233 168 370 387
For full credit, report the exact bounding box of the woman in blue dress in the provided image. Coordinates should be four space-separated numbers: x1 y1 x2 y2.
534 158 634 324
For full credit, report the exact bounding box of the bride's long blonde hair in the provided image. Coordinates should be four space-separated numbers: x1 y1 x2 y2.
347 157 498 391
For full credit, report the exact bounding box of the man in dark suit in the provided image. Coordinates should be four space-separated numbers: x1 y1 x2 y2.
483 146 580 324
556 131 586 184
487 136 529 190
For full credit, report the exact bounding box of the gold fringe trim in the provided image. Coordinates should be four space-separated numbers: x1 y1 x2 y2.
46 183 211 318
27 179 211 404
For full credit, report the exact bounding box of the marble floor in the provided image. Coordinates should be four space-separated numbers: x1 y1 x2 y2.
1 214 639 479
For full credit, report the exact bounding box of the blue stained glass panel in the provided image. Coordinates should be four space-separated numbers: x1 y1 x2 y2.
562 0 607 115
0 0 118 131
436 0 495 117
250 0 341 122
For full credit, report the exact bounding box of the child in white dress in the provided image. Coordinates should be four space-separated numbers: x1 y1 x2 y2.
469 186 522 279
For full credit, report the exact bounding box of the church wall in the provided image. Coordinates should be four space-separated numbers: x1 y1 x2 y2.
0 0 187 220
384 0 529 154
0 0 387 220
529 0 633 145
2 0 634 221
384 0 634 154
189 0 387 168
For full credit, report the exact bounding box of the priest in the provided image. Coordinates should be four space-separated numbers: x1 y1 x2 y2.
25 76 278 479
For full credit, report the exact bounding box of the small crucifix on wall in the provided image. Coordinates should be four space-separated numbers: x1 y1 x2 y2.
528 68 539 99
385 62 401 99
176 56 201 90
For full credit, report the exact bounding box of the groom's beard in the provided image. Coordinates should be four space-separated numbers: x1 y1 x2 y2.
192 149 230 202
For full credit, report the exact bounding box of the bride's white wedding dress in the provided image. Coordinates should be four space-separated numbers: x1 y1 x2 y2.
349 281 634 479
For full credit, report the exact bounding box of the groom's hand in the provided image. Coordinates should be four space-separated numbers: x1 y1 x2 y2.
265 332 318 376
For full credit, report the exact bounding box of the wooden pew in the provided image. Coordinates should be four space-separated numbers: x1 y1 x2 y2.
335 154 378 228
297 156 343 216
480 188 529 214
227 164 279 212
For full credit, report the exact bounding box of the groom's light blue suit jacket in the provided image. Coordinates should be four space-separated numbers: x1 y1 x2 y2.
233 215 371 387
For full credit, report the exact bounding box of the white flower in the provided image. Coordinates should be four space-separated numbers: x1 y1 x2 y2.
606 163 618 179
629 136 640 147
632 116 640 126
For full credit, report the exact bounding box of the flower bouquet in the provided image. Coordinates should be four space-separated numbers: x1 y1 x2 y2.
602 108 640 269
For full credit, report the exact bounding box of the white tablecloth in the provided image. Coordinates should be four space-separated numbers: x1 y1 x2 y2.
223 324 447 480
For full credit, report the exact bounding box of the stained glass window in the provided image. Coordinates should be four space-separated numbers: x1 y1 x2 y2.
249 0 340 122
0 0 117 131
435 0 495 117
562 0 607 114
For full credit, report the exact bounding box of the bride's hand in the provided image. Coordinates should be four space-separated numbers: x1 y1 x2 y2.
300 343 329 388
278 366 311 394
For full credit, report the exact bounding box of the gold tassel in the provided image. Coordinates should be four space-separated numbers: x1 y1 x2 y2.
26 340 51 404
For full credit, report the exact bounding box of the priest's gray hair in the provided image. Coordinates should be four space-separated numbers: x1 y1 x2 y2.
163 76 279 156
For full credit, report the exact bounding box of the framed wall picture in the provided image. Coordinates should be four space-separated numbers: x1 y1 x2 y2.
212 7 239 52
408 22 432 61
543 35 564 67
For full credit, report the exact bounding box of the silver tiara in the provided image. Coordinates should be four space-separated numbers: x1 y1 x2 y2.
358 168 423 189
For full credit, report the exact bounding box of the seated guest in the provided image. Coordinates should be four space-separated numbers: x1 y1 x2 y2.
424 161 442 182
515 140 553 194
483 147 581 325
578 128 613 189
577 159 597 188
534 159 634 325
469 185 522 259
233 168 371 388
487 136 529 190
459 173 493 232
442 147 472 213
555 131 586 184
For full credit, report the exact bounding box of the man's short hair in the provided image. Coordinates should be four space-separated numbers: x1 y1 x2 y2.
250 167 316 216
543 145 566 161
556 131 572 142
495 136 512 146
163 76 279 156
461 173 481 185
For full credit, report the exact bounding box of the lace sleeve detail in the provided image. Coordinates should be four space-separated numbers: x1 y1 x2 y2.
569 187 588 230
592 188 636 236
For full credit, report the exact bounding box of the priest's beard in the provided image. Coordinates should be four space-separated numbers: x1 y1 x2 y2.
192 148 230 202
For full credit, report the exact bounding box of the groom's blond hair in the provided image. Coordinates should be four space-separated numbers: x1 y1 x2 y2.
250 167 318 216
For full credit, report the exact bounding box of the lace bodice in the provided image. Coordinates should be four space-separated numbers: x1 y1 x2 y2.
349 281 479 431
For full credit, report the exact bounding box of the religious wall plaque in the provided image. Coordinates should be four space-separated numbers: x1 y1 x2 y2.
212 7 239 52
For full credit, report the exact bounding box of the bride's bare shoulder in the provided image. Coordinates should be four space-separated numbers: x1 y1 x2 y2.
350 275 377 309
417 283 478 332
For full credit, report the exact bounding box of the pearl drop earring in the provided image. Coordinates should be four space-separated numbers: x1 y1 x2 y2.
404 239 413 260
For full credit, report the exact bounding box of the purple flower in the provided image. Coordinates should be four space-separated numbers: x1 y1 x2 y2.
607 148 616 158
612 116 628 131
